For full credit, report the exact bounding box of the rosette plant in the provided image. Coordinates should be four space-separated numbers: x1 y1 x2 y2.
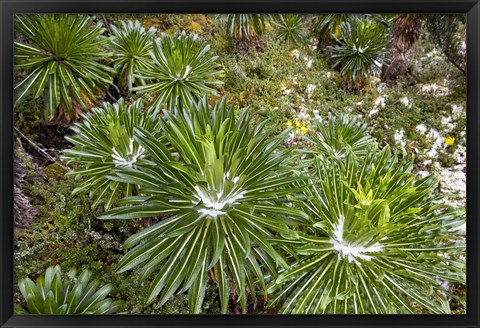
99 97 308 313
15 265 124 314
314 14 355 40
132 32 223 109
313 14 355 51
272 14 307 48
225 14 267 40
304 114 377 161
329 18 389 85
14 14 115 121
268 146 466 314
110 20 157 92
61 98 161 209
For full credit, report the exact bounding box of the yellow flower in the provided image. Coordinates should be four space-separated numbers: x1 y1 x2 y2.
286 120 293 127
444 136 455 146
295 121 302 128
301 126 307 134
295 128 301 135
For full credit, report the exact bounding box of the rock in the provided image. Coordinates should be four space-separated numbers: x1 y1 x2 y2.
14 143 45 228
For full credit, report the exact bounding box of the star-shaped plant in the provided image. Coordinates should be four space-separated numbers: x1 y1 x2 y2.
133 32 223 108
61 98 161 209
100 97 308 313
268 146 465 314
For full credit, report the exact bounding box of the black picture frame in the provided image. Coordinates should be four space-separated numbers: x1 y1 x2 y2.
1 1 479 327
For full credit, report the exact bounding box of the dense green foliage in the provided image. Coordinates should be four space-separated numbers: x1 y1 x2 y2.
14 14 115 121
424 14 466 76
16 265 124 314
314 14 354 39
110 20 157 92
272 14 307 48
133 32 224 108
330 19 389 83
99 97 308 313
13 13 467 315
304 114 377 161
225 14 268 40
61 98 161 209
268 143 465 314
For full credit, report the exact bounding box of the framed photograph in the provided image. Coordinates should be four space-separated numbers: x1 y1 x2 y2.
1 1 479 328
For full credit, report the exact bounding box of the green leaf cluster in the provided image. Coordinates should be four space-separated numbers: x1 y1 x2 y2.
272 14 308 48
304 113 377 161
64 100 465 314
267 118 465 314
133 32 224 109
110 20 157 92
14 14 115 121
313 14 355 40
225 14 268 40
16 265 124 314
61 98 161 209
97 97 308 313
329 18 389 83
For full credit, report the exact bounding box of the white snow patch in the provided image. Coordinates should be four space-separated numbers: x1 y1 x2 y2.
306 84 316 98
369 108 379 117
451 104 464 119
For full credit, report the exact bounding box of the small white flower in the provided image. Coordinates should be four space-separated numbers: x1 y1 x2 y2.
416 124 427 134
400 97 412 108
297 111 310 120
420 83 450 97
290 49 300 59
306 84 316 98
394 129 405 147
376 83 388 93
304 57 313 68
369 108 379 117
374 96 386 108
451 104 464 118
